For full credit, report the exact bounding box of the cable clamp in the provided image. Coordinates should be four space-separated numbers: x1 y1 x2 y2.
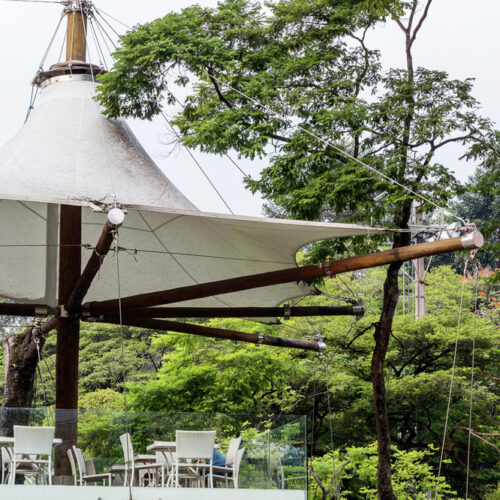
256 332 264 346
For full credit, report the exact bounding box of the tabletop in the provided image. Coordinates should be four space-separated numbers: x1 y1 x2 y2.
0 436 62 447
146 441 220 453
146 440 176 453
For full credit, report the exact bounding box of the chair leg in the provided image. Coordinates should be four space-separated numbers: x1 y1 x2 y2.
10 459 16 485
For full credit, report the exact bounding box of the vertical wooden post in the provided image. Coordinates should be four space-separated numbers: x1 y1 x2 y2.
55 0 86 480
55 205 81 478
65 1 87 62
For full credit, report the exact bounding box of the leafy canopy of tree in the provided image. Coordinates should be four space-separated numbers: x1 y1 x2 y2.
96 5 498 493
97 0 494 238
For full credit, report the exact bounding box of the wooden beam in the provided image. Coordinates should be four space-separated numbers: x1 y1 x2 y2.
65 221 115 315
56 204 81 477
98 317 325 352
65 1 87 62
99 304 364 320
83 231 483 317
0 304 55 317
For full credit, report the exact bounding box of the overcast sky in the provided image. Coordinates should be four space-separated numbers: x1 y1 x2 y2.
0 0 498 216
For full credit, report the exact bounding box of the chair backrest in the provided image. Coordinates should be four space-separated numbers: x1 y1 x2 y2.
119 433 134 466
72 446 88 475
1 447 12 463
234 447 245 477
67 448 77 479
176 430 216 461
85 458 96 476
13 426 55 456
225 436 242 466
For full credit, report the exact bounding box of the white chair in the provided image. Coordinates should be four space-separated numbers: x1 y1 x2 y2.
119 433 165 487
1 447 12 484
173 430 216 488
68 446 112 486
10 425 55 485
213 447 245 489
224 436 242 468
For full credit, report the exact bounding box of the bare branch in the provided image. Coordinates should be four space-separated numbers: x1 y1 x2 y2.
410 0 434 47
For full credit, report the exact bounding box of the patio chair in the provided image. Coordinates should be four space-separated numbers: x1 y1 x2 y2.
1 447 12 484
119 433 165 487
69 446 112 486
213 447 245 489
224 436 242 468
172 430 216 488
10 425 55 485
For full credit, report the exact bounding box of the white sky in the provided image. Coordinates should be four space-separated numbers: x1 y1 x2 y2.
0 0 498 216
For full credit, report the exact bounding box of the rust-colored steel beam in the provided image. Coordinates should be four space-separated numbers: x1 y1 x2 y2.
0 303 55 317
98 317 325 352
65 221 115 315
99 304 364 320
83 232 483 317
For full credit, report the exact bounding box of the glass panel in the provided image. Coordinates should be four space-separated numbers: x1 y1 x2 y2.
0 407 306 491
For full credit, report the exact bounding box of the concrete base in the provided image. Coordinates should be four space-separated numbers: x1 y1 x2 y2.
0 485 305 499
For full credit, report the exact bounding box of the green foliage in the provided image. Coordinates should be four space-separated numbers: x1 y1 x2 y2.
309 443 456 499
97 0 495 242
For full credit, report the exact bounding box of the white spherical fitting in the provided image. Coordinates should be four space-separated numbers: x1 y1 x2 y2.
107 207 125 226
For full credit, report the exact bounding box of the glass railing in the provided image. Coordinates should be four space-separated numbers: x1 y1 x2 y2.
0 407 306 491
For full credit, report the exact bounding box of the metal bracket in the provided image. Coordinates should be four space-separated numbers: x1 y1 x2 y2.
256 332 264 346
352 302 365 318
34 305 50 317
317 341 327 356
319 262 334 276
58 306 70 318
283 303 291 320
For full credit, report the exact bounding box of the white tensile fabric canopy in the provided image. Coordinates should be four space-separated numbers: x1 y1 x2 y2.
0 74 384 309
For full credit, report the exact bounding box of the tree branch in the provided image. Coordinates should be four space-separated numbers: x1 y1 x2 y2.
410 0 434 47
433 134 472 150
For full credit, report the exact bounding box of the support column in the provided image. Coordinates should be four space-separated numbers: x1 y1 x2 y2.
55 205 81 478
54 1 87 480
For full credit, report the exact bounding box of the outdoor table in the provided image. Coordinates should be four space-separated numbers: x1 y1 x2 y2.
146 441 220 453
0 436 62 447
134 454 157 464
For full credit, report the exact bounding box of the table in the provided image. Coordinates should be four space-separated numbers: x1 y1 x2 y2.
146 441 176 453
146 441 220 453
0 436 62 447
134 454 157 464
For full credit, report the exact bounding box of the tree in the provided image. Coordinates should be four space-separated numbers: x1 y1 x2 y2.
96 0 497 496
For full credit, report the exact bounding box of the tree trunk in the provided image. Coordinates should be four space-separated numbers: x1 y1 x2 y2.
1 326 46 435
372 213 411 500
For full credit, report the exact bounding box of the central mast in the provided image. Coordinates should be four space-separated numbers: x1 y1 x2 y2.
54 0 87 480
